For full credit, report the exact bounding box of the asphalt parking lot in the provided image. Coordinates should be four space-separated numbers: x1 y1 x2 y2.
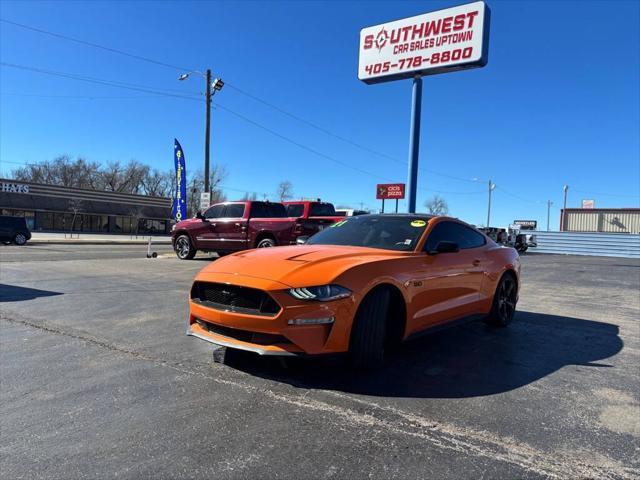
1 245 639 479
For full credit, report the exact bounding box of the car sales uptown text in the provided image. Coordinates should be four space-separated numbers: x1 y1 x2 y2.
363 10 479 55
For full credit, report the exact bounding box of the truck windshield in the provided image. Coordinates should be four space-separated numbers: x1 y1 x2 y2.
309 203 336 216
307 215 430 251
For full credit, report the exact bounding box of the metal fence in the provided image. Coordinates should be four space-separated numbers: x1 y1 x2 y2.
529 231 640 258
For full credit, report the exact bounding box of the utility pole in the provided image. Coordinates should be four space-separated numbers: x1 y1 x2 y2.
547 200 553 231
178 70 223 198
204 69 212 194
561 185 569 231
486 180 496 227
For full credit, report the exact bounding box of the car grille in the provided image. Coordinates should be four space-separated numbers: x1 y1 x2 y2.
196 319 290 346
191 281 281 317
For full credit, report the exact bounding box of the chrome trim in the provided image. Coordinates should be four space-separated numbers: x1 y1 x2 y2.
186 326 299 356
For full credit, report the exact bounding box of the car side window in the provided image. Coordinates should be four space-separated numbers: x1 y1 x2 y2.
286 204 304 217
424 221 486 251
204 205 224 219
223 204 245 218
459 225 486 249
424 221 456 252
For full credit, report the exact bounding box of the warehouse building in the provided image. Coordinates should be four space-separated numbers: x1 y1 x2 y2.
0 178 172 234
561 208 640 234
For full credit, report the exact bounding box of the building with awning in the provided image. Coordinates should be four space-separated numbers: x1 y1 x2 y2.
0 178 172 234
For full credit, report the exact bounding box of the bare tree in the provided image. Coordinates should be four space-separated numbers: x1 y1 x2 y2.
13 155 100 189
276 180 293 202
142 169 173 197
68 199 84 236
424 195 449 215
241 192 258 201
129 205 145 238
184 167 229 217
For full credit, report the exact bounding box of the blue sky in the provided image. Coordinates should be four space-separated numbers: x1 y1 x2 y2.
1 0 638 229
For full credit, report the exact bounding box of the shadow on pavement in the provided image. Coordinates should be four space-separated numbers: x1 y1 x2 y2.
220 311 623 399
0 284 64 302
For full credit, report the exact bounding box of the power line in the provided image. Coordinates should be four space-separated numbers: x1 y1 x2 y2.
0 18 191 72
1 92 169 99
0 62 203 101
1 17 485 186
572 189 640 199
1 62 485 196
225 81 484 185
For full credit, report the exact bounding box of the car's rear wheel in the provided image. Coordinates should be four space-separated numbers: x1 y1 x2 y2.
485 273 517 327
13 233 27 246
256 237 276 248
349 288 390 369
175 234 196 260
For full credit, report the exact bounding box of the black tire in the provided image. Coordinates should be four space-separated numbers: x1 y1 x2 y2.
485 273 518 327
349 288 390 369
256 237 276 248
174 234 196 260
13 233 28 246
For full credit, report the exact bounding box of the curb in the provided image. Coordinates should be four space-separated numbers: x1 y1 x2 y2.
28 240 173 246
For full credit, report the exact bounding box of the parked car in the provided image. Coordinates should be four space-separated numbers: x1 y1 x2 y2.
172 201 304 260
335 208 370 217
283 200 344 235
186 214 521 368
0 216 32 245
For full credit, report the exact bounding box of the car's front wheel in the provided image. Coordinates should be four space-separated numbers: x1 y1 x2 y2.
349 288 390 369
174 235 196 260
485 273 517 327
13 233 28 246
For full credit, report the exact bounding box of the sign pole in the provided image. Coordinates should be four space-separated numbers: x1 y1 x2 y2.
406 76 422 214
381 199 385 213
395 199 398 213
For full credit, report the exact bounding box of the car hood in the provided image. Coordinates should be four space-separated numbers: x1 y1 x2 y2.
198 245 407 288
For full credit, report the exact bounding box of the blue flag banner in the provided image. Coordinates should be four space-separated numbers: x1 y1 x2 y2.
172 139 187 222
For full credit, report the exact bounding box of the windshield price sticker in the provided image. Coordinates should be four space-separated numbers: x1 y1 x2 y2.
410 220 426 227
359 1 489 84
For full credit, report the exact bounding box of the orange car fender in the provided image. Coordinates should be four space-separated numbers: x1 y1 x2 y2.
324 265 410 350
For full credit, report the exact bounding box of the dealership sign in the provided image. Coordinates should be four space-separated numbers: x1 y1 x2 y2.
358 1 490 84
0 182 29 193
513 220 537 230
582 199 595 209
376 183 406 200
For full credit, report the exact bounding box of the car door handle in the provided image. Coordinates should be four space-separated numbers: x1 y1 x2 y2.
472 259 481 266
210 223 217 228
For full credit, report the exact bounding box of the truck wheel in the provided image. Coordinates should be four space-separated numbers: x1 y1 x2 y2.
13 233 27 246
256 237 276 248
484 273 517 327
349 288 390 369
175 235 196 260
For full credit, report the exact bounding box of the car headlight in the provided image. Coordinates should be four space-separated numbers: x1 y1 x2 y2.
288 284 351 301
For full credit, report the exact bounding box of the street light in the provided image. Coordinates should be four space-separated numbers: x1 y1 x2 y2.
486 180 496 228
177 69 224 195
561 185 569 231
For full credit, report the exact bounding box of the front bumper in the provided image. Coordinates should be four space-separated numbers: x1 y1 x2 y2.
187 273 357 356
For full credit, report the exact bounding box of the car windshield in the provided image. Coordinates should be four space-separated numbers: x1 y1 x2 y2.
307 215 430 251
309 203 336 216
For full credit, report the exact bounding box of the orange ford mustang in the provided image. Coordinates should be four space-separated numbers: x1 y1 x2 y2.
187 214 520 367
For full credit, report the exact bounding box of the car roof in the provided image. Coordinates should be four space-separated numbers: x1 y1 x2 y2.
352 213 436 220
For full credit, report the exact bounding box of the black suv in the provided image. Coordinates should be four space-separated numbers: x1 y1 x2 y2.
0 216 32 245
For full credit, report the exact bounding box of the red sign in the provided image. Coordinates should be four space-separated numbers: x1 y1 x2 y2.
376 183 406 200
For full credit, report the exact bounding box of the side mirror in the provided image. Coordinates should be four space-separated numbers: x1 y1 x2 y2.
196 211 206 221
428 241 459 255
296 236 309 245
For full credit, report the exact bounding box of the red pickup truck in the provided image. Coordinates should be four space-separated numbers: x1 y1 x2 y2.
171 201 310 260
283 200 343 229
